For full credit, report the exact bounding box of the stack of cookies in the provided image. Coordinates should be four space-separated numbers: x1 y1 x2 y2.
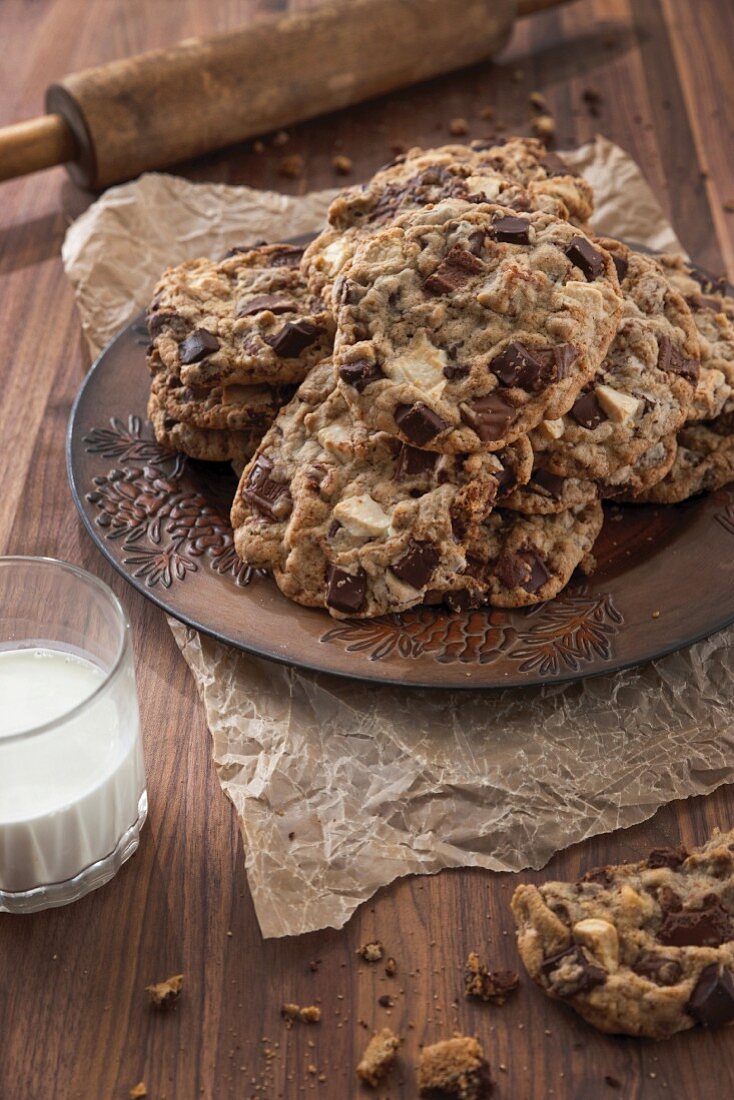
145 137 734 620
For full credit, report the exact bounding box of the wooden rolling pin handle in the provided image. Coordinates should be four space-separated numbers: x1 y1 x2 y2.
0 114 77 183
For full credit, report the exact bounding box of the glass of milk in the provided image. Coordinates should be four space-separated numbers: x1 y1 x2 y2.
0 557 147 913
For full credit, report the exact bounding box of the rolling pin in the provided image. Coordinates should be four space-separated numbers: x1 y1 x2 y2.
0 0 573 190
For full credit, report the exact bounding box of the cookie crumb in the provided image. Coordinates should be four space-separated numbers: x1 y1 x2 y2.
278 154 305 179
332 154 353 175
357 1027 400 1088
129 1085 147 1099
529 91 548 113
378 994 394 1008
464 951 520 1004
511 67 525 82
417 1036 492 1098
479 106 494 121
145 974 183 1009
531 114 556 142
449 118 469 136
724 200 734 213
582 86 603 117
605 1075 622 1088
272 129 290 146
281 1003 321 1026
358 940 384 962
385 956 398 977
652 610 661 619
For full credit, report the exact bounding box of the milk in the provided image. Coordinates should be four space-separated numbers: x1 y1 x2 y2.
0 647 146 895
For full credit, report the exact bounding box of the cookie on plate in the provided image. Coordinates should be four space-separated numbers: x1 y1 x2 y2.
468 504 603 608
512 828 734 1039
530 241 699 484
149 356 294 433
502 464 599 515
303 140 593 300
147 243 334 388
230 360 533 618
148 386 262 465
334 199 623 454
626 414 734 503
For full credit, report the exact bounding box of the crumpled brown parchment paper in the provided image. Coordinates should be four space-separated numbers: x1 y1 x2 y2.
64 137 734 939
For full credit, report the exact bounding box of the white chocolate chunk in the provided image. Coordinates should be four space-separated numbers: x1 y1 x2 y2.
321 237 353 276
595 384 641 424
317 422 353 462
385 331 448 396
572 918 619 972
384 571 421 600
537 418 565 441
333 494 391 538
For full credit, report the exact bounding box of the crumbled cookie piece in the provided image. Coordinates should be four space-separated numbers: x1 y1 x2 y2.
279 154 305 178
333 154 353 175
358 940 385 963
512 827 734 1038
129 1085 147 1099
145 974 183 1009
529 91 548 112
449 118 469 136
281 1002 321 1026
417 1036 492 1098
464 951 520 1004
479 106 494 121
385 956 398 977
357 1027 400 1087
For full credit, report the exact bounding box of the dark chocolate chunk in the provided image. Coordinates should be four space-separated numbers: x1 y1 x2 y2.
339 358 384 392
541 945 607 997
224 239 268 257
612 253 629 283
491 215 531 245
243 454 292 521
269 246 305 267
395 443 437 479
327 520 341 539
647 845 689 870
394 403 449 446
565 236 606 281
326 565 367 614
657 334 700 384
578 866 613 886
632 955 683 986
494 460 517 494
265 320 321 358
443 362 470 380
467 229 486 255
423 244 484 295
658 899 734 947
687 964 734 1028
686 293 722 313
490 341 542 390
179 328 220 364
658 886 683 913
540 152 577 177
460 393 517 442
443 588 477 613
532 468 566 499
533 343 580 382
390 541 440 589
148 309 187 341
496 548 550 594
236 294 298 317
571 390 607 430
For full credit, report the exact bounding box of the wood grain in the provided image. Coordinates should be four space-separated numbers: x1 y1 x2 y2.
1 1 734 1098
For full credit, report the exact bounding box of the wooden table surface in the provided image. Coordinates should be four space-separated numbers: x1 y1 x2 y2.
2 2 734 1097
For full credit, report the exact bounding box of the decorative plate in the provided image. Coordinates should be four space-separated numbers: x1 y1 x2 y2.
67 315 734 690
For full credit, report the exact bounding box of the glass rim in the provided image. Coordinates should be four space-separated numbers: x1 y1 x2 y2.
0 556 130 745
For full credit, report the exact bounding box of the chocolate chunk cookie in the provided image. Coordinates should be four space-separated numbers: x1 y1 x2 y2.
626 414 734 503
468 504 603 608
502 462 600 515
148 386 262 465
230 360 532 618
334 200 622 454
530 241 699 484
147 243 334 387
512 828 734 1039
303 140 593 301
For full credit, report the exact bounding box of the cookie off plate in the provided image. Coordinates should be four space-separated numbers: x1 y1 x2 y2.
67 305 734 692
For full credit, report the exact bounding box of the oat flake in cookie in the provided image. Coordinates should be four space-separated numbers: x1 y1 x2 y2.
334 199 622 454
147 243 334 388
530 241 700 484
230 360 532 619
512 828 734 1039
